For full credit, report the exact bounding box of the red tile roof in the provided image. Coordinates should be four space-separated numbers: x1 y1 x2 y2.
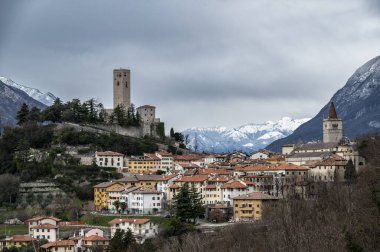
41 240 75 249
208 177 231 182
233 192 279 200
200 168 230 175
108 218 150 225
93 181 123 188
175 175 208 183
221 181 247 189
1 235 38 242
28 216 61 222
83 235 109 241
31 223 58 229
96 151 124 156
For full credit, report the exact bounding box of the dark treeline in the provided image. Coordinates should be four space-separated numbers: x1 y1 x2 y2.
16 98 141 127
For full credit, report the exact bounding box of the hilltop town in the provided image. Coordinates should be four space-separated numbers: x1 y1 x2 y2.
0 71 373 251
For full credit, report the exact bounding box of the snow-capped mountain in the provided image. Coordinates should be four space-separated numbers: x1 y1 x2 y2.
182 117 310 153
267 55 380 152
0 77 57 106
0 80 46 127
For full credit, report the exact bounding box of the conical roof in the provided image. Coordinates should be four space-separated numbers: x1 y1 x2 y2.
328 101 338 119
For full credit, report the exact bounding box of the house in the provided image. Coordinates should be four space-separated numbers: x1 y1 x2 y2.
173 154 203 166
169 175 209 203
81 235 110 252
155 151 173 172
93 181 124 211
221 180 255 206
144 153 162 172
127 156 155 174
95 151 125 172
226 152 248 163
107 185 127 213
307 154 348 182
233 192 279 221
174 163 200 173
127 189 164 214
40 240 75 252
0 235 37 250
28 216 61 242
31 223 59 242
109 218 158 243
250 150 274 160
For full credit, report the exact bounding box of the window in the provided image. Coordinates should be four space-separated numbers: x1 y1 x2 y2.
117 81 120 86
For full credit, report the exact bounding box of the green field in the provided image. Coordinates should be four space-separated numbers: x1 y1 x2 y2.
0 224 29 237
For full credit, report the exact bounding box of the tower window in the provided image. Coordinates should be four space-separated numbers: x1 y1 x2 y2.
126 82 128 88
117 82 120 86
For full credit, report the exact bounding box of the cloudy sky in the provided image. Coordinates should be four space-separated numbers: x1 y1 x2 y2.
1 0 380 131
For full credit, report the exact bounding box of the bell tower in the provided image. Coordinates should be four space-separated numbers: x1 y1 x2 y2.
323 101 343 143
113 69 131 109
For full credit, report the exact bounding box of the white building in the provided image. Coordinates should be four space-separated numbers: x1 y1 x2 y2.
250 150 273 160
28 216 61 242
95 151 125 171
155 151 173 173
221 180 255 206
109 218 158 243
128 189 164 214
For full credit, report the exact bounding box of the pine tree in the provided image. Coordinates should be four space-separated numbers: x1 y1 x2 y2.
16 103 29 125
122 228 136 250
189 184 204 223
109 229 125 252
170 128 175 138
172 183 193 222
27 107 41 122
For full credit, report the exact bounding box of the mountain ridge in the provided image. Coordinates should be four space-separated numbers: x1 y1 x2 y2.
266 55 380 152
0 77 57 106
0 80 47 128
183 117 310 153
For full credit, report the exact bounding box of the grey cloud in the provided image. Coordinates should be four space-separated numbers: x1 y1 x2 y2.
0 0 380 131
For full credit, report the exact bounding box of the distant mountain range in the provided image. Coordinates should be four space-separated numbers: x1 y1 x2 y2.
0 77 56 106
267 55 380 152
0 77 57 128
182 117 310 153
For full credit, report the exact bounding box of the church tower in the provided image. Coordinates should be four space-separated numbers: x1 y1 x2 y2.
323 101 343 143
113 69 131 109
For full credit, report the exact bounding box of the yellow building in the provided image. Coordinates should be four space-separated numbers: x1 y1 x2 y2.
93 182 123 211
0 235 38 250
233 192 279 221
128 157 154 174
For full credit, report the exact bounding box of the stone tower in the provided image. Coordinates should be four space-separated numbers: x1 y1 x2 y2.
113 69 131 109
323 101 343 143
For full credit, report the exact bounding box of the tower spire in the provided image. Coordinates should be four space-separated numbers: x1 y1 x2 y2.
328 100 338 119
